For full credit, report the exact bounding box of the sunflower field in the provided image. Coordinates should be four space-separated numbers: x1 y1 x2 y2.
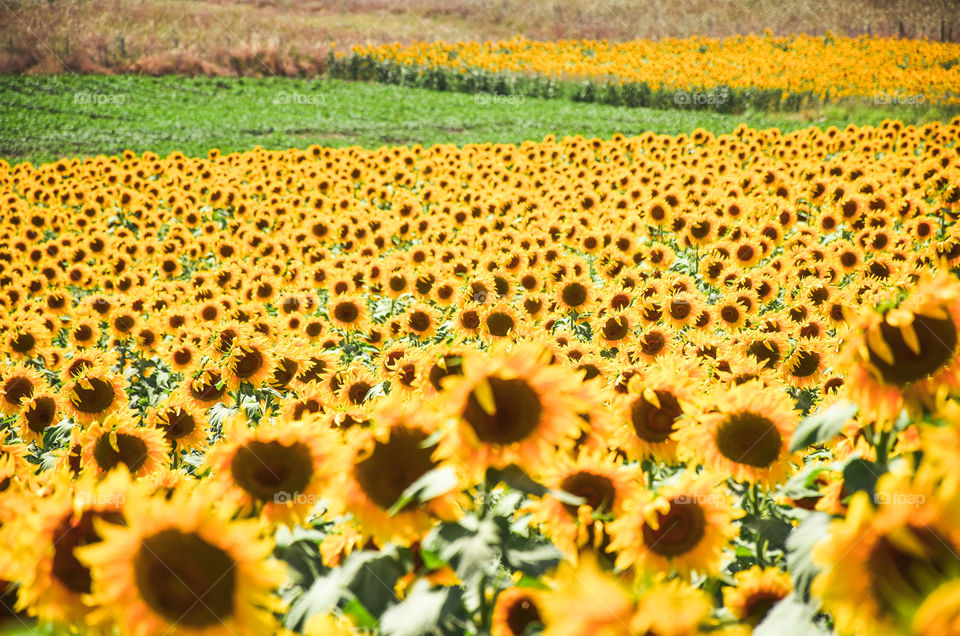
1 114 960 636
331 34 960 112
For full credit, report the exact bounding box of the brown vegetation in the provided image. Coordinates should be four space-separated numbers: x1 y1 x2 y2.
1 0 958 76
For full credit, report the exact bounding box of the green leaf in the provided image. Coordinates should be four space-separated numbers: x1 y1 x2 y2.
754 594 830 636
502 531 563 577
342 598 379 630
841 457 881 501
388 466 459 516
786 511 832 600
284 572 344 630
340 548 408 619
424 515 502 611
790 399 858 451
515 574 550 590
380 579 464 636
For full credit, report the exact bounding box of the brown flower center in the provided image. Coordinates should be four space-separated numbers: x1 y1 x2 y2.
716 412 782 468
93 432 148 473
72 378 115 414
631 390 682 443
642 499 706 557
230 440 314 501
353 427 437 510
867 313 958 386
462 377 543 444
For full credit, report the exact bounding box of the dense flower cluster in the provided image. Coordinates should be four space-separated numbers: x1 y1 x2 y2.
341 34 960 105
0 115 959 634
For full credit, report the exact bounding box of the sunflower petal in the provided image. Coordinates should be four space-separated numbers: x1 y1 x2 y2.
473 378 497 416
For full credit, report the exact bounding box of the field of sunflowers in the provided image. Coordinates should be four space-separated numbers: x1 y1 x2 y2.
333 34 960 111
2 46 960 636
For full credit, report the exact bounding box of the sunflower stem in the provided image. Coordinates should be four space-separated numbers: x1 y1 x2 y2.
875 427 892 469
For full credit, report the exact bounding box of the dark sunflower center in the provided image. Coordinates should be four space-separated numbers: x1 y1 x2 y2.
486 312 515 336
505 596 542 635
334 302 360 323
161 409 196 441
640 332 666 356
189 372 225 403
353 428 437 510
270 358 298 388
3 376 33 407
93 432 148 473
428 355 464 391
173 348 193 366
409 311 431 333
736 245 755 262
743 591 785 627
461 311 481 330
789 351 821 377
670 300 691 319
631 390 682 443
134 529 236 628
642 500 706 557
25 396 56 434
715 412 782 468
867 313 958 386
233 349 263 378
114 315 135 333
51 510 124 595
560 471 616 516
462 377 543 444
347 381 373 405
72 378 115 414
746 340 781 367
721 306 741 323
561 283 587 308
10 333 35 353
230 440 314 501
73 324 94 342
866 526 960 621
602 317 629 341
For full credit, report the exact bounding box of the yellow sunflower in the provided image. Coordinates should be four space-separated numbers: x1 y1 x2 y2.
13 469 131 626
17 390 62 445
79 412 170 479
492 586 545 636
840 272 960 422
435 343 593 480
0 364 46 415
525 449 639 561
205 413 335 525
76 482 286 635
723 566 792 627
63 364 126 425
607 470 740 577
676 379 799 487
538 552 636 636
329 400 464 546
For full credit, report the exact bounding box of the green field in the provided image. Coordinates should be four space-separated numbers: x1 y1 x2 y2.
3 75 957 166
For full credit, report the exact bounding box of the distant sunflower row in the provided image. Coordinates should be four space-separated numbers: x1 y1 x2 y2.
0 116 958 634
336 34 960 107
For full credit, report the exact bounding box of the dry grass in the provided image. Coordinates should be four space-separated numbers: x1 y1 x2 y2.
1 0 958 76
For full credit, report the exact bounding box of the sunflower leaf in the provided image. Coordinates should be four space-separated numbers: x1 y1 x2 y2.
785 511 832 600
789 399 858 451
841 457 880 501
388 466 459 516
380 579 464 636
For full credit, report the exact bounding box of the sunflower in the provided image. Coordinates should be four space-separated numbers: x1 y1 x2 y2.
17 390 62 445
79 412 170 479
723 566 792 627
782 342 827 388
630 578 713 635
482 302 521 341
435 343 592 480
525 449 639 560
812 470 960 636
180 365 228 410
554 276 595 313
608 470 740 577
492 586 545 636
12 469 131 625
146 400 207 451
205 413 335 524
538 552 636 636
615 357 701 462
403 301 439 339
677 379 798 486
328 294 368 331
0 364 45 415
63 364 126 425
225 336 275 389
76 482 286 635
456 301 485 338
840 273 960 422
329 400 463 546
